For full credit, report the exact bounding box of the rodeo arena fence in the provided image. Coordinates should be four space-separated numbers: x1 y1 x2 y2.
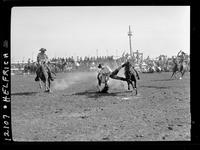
11 51 190 75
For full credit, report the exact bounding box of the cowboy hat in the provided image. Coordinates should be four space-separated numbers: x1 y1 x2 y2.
39 48 47 51
98 63 104 68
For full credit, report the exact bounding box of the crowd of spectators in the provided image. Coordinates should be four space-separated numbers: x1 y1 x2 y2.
11 52 190 73
49 56 119 71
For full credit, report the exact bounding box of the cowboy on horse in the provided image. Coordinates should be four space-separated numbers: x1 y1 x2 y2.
170 50 187 79
177 50 186 63
122 60 140 94
35 48 54 82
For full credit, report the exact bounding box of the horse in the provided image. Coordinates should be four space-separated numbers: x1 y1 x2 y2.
24 63 37 74
23 64 31 74
170 60 188 80
35 63 55 92
123 61 140 95
29 63 37 74
57 61 67 72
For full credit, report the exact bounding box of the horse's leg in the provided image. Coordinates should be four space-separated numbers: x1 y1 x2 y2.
39 79 42 89
128 80 137 95
43 75 49 92
44 80 47 92
41 65 50 92
127 82 130 90
126 74 132 91
180 69 186 79
182 69 186 77
178 65 182 79
170 71 176 79
48 78 52 92
45 82 50 92
177 69 182 79
46 76 51 92
131 79 137 95
134 80 138 95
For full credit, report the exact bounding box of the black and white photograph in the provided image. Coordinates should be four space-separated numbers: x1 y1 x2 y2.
10 6 190 141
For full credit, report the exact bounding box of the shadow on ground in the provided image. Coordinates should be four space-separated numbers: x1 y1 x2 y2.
11 92 38 96
67 90 132 99
151 78 174 82
140 85 170 89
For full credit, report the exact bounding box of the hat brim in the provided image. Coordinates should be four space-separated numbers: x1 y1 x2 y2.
39 49 46 51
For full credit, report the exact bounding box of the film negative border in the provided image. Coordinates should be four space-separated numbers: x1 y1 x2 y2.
0 0 197 146
1 2 12 142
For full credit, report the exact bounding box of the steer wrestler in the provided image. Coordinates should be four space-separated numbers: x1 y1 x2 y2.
97 62 132 93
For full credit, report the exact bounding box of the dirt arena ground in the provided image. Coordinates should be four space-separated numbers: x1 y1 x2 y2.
11 71 190 141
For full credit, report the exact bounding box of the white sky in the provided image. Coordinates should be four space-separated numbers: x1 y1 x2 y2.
11 6 190 62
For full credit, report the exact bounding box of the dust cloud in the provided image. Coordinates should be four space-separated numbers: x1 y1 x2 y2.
52 72 98 90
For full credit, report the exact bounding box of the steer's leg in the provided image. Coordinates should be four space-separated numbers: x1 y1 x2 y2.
97 74 101 92
110 65 131 82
